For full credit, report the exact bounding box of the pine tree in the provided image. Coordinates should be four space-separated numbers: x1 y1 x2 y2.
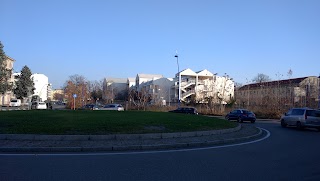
0 41 10 94
14 66 35 99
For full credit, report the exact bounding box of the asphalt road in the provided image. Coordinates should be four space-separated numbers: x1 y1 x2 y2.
1 121 320 181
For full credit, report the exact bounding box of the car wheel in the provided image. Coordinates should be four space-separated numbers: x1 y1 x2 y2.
296 121 304 130
237 117 243 123
281 120 287 128
251 119 256 123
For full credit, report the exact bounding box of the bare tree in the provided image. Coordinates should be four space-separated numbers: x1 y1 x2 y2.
234 82 243 89
136 87 151 110
252 73 271 83
88 80 103 104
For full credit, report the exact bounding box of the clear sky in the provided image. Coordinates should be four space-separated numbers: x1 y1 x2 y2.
1 0 319 89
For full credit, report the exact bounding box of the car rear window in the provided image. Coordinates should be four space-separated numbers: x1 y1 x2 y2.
291 109 305 115
306 110 320 117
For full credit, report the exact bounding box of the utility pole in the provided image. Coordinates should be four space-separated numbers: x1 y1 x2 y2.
175 51 181 107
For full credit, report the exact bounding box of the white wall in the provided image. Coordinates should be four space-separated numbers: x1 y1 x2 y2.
31 74 49 102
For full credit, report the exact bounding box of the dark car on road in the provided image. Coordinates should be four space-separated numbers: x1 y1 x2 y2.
225 109 256 123
80 104 99 110
169 107 198 115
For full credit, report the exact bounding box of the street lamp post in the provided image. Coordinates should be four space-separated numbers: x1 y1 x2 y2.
169 87 171 106
246 78 250 108
175 52 181 107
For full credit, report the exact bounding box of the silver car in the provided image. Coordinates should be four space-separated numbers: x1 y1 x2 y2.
98 104 124 111
281 108 320 131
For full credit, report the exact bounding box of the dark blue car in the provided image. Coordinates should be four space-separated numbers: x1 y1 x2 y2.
225 109 256 123
169 107 198 115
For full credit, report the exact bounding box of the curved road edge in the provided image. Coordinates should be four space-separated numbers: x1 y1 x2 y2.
0 125 270 153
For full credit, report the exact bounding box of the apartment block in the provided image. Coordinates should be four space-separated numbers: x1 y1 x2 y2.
235 76 320 109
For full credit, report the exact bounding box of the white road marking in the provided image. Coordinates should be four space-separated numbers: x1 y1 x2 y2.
0 127 270 156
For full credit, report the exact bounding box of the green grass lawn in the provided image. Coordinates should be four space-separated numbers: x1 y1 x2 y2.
0 110 237 135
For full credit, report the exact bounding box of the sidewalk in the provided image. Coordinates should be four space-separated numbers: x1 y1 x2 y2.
0 124 263 152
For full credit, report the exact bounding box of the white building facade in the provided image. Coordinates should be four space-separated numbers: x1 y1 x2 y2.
102 78 128 102
131 69 234 105
173 68 234 104
31 73 50 102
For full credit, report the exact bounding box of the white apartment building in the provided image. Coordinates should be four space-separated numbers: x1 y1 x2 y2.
137 77 174 105
103 69 234 105
133 69 234 105
102 77 128 102
31 74 50 102
135 74 163 91
173 68 234 104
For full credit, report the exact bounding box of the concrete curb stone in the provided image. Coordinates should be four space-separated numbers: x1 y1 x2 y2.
0 124 241 141
0 125 265 153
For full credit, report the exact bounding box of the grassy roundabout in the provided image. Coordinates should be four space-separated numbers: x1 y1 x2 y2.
0 110 237 135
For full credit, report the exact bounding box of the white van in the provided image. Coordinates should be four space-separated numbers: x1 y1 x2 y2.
9 99 21 107
31 102 47 110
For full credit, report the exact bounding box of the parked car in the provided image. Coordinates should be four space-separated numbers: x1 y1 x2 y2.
99 104 124 111
31 101 47 110
169 107 198 115
9 99 21 107
225 109 256 123
80 104 99 110
280 108 320 130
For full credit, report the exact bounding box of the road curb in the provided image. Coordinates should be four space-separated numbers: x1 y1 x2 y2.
0 126 264 153
0 124 241 141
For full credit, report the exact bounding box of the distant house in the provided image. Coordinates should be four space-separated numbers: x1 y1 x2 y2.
235 76 320 109
127 77 136 89
51 89 65 101
102 77 128 102
135 74 163 91
138 77 174 105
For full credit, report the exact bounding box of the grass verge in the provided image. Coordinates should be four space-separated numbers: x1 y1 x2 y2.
0 110 237 135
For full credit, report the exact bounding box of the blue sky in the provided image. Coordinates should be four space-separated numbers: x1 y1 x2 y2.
1 0 319 89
